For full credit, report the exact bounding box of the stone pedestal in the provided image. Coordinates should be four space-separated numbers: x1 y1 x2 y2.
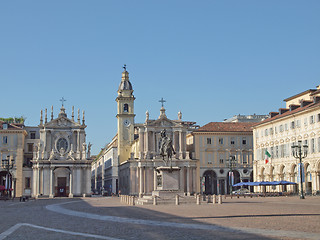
152 166 183 198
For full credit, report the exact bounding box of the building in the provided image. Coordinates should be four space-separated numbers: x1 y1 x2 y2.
103 67 199 197
253 85 320 194
192 122 255 195
0 119 27 198
224 114 268 123
91 136 118 195
31 104 92 198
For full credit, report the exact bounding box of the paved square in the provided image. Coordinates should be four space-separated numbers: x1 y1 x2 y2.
0 196 319 240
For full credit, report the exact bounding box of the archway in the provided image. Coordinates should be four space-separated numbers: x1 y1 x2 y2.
305 163 312 194
226 170 241 194
203 170 217 195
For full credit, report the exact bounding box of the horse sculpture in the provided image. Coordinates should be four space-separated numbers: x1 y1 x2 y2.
159 129 176 166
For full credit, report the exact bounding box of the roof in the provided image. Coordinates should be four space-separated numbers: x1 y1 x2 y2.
194 122 255 133
253 101 320 127
0 121 24 130
283 89 316 102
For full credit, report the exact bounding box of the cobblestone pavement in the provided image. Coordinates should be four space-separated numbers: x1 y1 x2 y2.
0 196 319 240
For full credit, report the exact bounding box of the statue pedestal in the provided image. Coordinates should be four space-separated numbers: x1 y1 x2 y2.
152 166 183 198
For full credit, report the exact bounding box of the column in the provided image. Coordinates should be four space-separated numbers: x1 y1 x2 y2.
32 167 38 197
179 131 183 159
69 169 73 198
86 167 92 196
145 130 149 159
49 168 54 198
139 129 144 159
139 166 143 198
154 168 157 190
186 167 190 195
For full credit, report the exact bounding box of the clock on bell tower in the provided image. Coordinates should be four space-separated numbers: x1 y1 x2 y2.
116 65 136 164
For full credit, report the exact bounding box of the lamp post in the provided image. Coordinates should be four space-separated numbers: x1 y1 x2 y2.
2 155 15 199
226 155 237 195
291 141 307 199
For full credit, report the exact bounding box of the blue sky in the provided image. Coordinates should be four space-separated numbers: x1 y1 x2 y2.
1 1 319 155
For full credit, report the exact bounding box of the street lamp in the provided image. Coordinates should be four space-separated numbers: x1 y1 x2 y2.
291 141 307 199
226 155 237 195
2 155 15 199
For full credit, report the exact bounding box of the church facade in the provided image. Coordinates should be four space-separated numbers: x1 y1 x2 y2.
32 105 92 198
116 68 199 196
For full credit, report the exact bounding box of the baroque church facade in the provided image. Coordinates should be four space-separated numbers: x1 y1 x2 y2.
115 68 199 196
32 104 92 198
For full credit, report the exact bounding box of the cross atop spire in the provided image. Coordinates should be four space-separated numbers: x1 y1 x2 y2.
159 97 166 108
60 97 66 107
123 64 127 71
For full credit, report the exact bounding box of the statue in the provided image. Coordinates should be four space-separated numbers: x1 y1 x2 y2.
159 129 176 166
87 142 92 158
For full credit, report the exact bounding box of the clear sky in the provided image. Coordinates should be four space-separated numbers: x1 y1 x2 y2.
1 1 319 155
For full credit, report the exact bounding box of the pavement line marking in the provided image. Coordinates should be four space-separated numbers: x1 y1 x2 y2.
46 201 320 240
0 223 122 240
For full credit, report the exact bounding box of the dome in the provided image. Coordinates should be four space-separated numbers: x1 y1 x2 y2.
118 80 133 91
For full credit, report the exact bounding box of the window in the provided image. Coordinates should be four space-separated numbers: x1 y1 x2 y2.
280 145 285 158
317 113 320 122
207 138 211 145
311 138 315 153
265 129 268 136
285 123 288 131
123 104 129 112
310 115 315 124
3 123 8 129
269 128 273 135
219 158 224 164
304 118 308 126
271 147 274 159
291 121 295 129
25 177 31 189
318 137 320 152
30 132 36 139
230 137 235 145
275 146 279 158
304 140 308 153
218 138 223 145
28 143 33 152
3 136 7 144
274 127 277 134
242 137 247 145
280 125 283 132
296 119 301 128
242 154 247 164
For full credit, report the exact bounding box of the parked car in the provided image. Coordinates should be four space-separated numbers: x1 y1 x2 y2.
232 188 250 195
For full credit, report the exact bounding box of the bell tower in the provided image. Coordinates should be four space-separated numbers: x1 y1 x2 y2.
116 65 135 164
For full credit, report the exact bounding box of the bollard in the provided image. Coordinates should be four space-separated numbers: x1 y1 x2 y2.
212 194 216 205
132 196 135 206
175 194 179 205
207 195 211 203
153 196 157 205
218 195 222 204
196 194 201 205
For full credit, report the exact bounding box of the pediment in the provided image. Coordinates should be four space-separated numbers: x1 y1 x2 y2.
45 116 80 128
147 117 182 128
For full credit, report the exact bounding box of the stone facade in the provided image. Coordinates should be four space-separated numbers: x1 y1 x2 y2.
114 68 199 196
32 105 92 198
192 122 255 195
253 85 320 194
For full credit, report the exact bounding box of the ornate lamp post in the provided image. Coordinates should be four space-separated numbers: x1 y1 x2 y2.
2 155 15 199
291 141 307 199
226 155 237 195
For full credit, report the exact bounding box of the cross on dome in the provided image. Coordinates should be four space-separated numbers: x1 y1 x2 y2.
60 97 66 107
159 97 166 108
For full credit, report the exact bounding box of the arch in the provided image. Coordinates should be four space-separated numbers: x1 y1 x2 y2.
203 170 217 195
226 170 240 194
123 103 129 112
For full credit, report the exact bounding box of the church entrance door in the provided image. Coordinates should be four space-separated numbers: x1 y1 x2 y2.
57 177 67 197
